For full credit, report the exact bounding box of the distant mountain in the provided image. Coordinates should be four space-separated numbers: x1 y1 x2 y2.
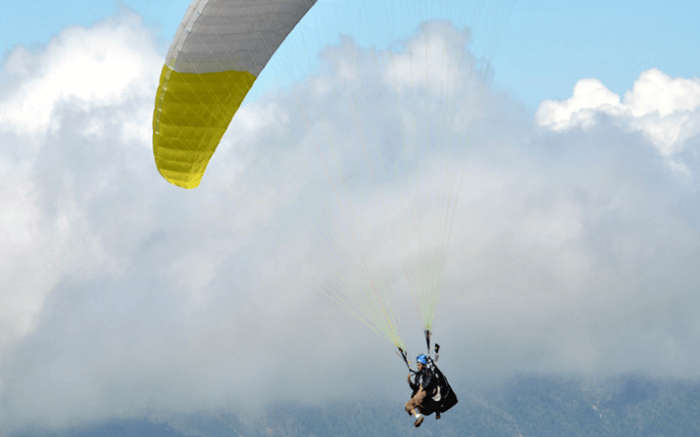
14 375 700 437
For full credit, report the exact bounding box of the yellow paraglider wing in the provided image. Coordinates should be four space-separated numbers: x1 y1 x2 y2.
153 0 317 189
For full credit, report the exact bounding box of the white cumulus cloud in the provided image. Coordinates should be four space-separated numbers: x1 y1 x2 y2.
537 69 700 157
0 14 160 142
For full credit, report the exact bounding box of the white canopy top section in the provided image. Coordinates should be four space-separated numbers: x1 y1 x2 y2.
166 0 317 75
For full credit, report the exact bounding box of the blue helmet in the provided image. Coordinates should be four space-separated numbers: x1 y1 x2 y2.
416 354 428 365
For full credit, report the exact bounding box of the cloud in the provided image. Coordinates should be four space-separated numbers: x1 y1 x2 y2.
0 13 160 350
0 14 160 143
384 21 472 93
2 12 700 435
535 78 623 131
536 69 700 157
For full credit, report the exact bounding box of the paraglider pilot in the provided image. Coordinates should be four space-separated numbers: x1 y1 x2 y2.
405 354 437 427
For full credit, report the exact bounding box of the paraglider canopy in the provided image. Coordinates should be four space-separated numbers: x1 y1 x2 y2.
153 0 318 188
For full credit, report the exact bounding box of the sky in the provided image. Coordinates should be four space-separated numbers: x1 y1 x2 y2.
1 1 700 435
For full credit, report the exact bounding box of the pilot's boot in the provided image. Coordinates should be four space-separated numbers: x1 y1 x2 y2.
414 413 424 427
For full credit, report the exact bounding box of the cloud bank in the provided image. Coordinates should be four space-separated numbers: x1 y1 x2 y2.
1 12 700 434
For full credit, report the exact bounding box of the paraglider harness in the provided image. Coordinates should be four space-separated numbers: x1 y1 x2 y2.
398 330 458 416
